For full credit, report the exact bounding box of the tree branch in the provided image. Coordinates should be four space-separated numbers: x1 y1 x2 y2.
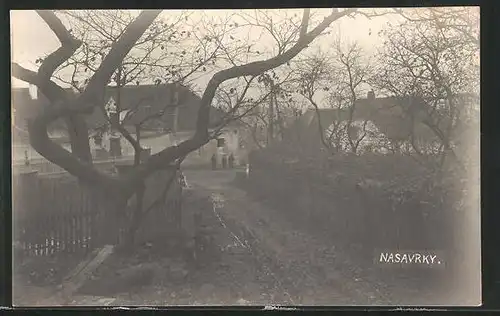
13 10 163 191
36 10 83 82
122 9 356 183
12 62 93 163
11 63 66 99
299 9 311 39
195 8 356 138
77 10 162 107
27 106 126 194
307 95 332 151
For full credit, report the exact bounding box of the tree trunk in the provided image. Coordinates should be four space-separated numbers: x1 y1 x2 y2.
134 124 142 166
65 115 92 163
268 85 274 146
121 182 146 250
110 65 123 157
274 94 286 142
95 195 128 246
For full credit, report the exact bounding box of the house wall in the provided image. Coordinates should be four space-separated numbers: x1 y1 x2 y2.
193 128 244 165
224 128 240 155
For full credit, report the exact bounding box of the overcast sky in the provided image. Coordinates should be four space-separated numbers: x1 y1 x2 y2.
11 9 407 94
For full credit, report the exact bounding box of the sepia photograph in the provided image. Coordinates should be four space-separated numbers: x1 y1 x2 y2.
10 7 480 307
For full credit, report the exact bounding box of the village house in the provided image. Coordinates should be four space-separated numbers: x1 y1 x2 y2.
285 91 479 155
12 83 246 164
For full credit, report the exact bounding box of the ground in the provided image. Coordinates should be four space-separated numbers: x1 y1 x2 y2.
182 170 449 306
14 168 458 306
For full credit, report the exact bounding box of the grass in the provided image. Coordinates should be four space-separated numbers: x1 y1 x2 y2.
234 172 457 305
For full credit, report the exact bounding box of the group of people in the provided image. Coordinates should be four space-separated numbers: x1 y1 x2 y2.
211 153 235 170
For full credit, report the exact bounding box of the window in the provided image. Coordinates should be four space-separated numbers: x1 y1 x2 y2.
217 138 225 147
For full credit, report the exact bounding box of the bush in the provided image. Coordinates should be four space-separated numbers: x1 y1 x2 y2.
247 148 456 254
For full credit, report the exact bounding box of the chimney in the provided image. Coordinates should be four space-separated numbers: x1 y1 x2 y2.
367 90 375 101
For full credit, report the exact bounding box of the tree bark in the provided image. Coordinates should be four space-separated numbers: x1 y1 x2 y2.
121 181 145 250
65 115 92 163
268 82 275 146
134 124 142 166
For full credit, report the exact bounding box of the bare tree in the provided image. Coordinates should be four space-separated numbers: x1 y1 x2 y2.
394 7 479 49
291 51 333 151
291 39 374 155
222 70 299 149
371 7 479 172
273 88 307 142
45 10 229 166
330 40 374 155
220 9 318 147
12 9 360 248
212 76 269 147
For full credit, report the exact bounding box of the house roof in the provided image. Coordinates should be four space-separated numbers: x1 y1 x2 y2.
86 83 217 130
289 96 442 146
12 83 230 133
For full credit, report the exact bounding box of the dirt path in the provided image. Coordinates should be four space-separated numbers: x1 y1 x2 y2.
186 169 465 306
186 170 393 305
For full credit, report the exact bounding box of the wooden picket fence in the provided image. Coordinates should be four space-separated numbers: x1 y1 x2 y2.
12 166 183 259
13 173 96 257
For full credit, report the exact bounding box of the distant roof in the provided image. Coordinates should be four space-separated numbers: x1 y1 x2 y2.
290 95 446 144
86 83 206 129
12 83 232 132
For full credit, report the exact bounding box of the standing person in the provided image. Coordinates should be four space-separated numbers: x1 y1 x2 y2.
222 155 227 169
228 153 235 169
211 153 217 170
